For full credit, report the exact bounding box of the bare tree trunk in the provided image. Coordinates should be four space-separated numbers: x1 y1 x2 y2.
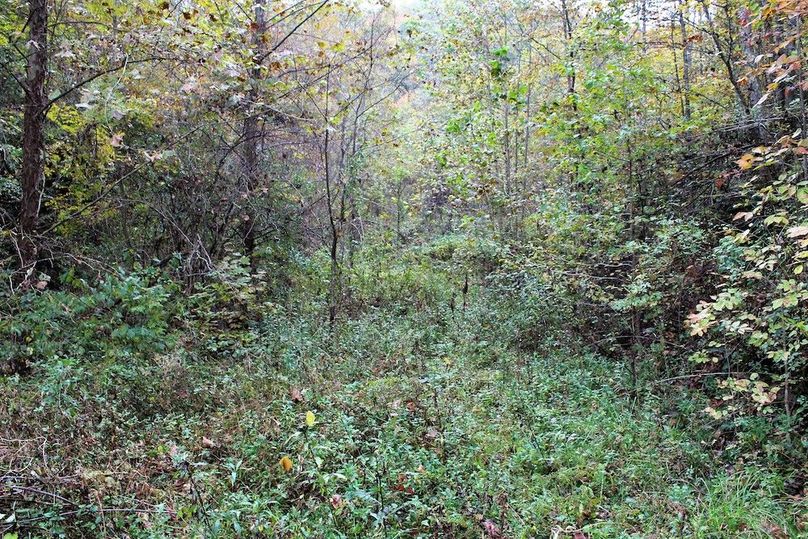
560 0 576 109
640 0 648 52
503 99 511 233
323 69 340 327
241 0 266 272
18 0 49 286
679 0 692 120
671 11 685 117
524 47 532 171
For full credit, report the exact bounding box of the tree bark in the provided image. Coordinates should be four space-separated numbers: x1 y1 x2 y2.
18 0 49 285
679 0 692 120
241 0 266 272
323 68 340 327
560 0 576 108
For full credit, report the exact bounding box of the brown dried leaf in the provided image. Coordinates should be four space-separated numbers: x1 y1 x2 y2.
289 387 304 403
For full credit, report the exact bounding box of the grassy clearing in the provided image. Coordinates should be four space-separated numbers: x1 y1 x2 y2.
1 303 805 538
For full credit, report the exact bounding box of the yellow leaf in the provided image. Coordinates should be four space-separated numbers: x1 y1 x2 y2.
305 410 316 427
737 153 754 170
279 456 293 472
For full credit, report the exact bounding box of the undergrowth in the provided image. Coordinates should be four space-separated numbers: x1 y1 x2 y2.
1 268 805 537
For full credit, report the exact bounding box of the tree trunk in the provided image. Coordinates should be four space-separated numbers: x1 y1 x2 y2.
241 0 266 272
323 69 340 327
326 126 340 327
560 0 576 108
679 0 692 121
18 0 49 285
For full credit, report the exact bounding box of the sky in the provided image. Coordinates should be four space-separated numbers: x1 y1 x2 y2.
389 0 422 13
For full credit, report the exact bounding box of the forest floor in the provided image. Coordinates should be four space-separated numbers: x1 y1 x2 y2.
1 302 805 537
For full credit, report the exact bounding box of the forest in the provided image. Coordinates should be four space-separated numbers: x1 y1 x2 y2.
0 0 807 536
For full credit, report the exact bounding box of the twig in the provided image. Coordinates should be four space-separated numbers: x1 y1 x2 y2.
652 371 747 385
5 484 77 506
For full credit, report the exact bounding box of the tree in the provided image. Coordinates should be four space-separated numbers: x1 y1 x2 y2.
17 0 48 286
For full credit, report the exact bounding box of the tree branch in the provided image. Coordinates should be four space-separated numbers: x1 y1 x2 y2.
257 0 331 63
43 55 170 112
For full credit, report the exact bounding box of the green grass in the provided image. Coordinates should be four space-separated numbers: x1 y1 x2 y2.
1 304 805 538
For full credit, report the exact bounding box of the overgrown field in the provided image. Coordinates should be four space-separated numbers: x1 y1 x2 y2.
1 270 805 538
